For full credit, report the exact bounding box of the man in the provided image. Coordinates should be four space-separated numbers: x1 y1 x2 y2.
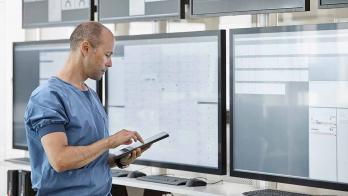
24 21 145 195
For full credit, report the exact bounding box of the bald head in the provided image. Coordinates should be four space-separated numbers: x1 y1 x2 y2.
70 21 112 51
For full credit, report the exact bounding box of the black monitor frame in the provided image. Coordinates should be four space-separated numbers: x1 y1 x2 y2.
189 0 310 17
13 40 63 150
229 22 348 191
22 0 96 28
318 0 348 8
98 0 185 23
106 30 226 175
12 39 103 151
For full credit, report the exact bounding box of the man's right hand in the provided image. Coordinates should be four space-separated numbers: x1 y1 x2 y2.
107 129 144 149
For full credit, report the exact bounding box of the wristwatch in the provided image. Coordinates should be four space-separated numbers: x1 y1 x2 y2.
115 158 128 169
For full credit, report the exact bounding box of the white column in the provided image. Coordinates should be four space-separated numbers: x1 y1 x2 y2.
3 0 26 161
0 0 5 162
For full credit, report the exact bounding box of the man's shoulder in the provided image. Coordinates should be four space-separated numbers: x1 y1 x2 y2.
31 77 67 99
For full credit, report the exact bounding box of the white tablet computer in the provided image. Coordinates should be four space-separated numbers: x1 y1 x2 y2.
113 132 169 159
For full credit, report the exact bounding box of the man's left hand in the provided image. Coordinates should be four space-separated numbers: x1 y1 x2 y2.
119 148 142 166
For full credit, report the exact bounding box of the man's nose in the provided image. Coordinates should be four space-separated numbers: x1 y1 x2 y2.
106 58 112 67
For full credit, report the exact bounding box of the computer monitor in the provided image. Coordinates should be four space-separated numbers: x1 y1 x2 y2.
190 0 310 17
98 0 185 23
106 30 226 174
22 0 94 28
230 23 348 191
13 40 97 150
319 0 348 8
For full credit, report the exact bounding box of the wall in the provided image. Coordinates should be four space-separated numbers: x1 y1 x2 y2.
0 0 25 194
0 0 5 163
0 2 6 194
1 0 25 159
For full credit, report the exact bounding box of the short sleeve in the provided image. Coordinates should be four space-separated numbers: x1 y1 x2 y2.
24 88 69 138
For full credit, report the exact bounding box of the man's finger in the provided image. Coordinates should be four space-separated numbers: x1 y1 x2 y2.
135 148 141 157
132 135 138 143
132 150 137 158
134 132 144 143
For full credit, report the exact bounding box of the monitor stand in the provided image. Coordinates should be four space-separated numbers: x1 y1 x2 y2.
152 167 167 175
5 157 30 165
253 180 277 189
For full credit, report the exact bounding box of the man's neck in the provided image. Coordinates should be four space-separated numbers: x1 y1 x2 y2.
57 54 88 91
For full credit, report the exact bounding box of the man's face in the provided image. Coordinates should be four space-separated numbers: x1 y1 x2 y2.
86 30 115 81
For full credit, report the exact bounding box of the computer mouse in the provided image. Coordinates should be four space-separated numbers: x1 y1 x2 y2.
111 170 129 177
185 178 207 187
127 171 146 178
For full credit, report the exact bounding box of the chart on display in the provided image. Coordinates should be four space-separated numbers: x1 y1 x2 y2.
22 0 92 28
98 0 184 23
13 40 97 150
230 23 348 191
106 31 226 174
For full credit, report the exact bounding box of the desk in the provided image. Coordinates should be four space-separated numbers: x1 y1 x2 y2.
0 161 255 196
112 177 255 196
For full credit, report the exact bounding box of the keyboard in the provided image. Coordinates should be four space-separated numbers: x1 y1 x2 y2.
137 175 188 186
243 189 313 196
111 169 130 177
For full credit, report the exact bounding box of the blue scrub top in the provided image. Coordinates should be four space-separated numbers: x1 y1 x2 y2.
24 77 112 196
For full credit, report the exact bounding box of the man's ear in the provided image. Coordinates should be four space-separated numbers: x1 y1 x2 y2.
80 41 90 57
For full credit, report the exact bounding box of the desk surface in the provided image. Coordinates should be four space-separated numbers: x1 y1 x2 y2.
1 160 255 196
112 177 255 196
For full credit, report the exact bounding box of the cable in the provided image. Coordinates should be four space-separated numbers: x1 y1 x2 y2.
208 179 224 185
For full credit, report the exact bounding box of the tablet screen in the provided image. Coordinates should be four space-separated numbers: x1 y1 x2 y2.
113 132 169 159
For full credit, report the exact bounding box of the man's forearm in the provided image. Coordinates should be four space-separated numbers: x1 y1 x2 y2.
51 138 110 172
42 129 140 172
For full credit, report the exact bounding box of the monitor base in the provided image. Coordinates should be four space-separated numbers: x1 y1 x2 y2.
5 157 30 165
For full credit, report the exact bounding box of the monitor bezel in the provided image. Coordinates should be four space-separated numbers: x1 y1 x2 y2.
318 0 348 9
106 30 226 175
12 39 103 150
22 0 95 29
98 0 185 23
229 22 348 191
189 0 310 18
12 40 64 150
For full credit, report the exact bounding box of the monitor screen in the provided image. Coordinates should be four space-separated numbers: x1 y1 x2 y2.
107 31 226 174
22 0 93 28
98 0 184 23
319 0 348 8
190 0 309 17
230 23 348 191
13 40 97 150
